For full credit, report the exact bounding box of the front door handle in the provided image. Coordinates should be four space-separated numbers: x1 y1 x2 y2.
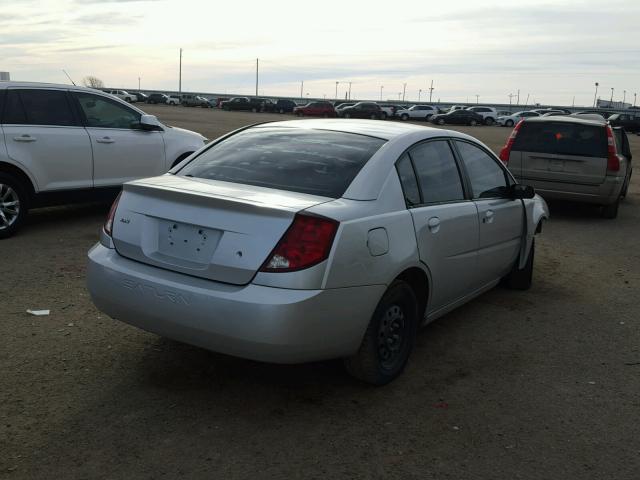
96 137 115 144
483 210 495 224
13 134 36 142
427 216 441 233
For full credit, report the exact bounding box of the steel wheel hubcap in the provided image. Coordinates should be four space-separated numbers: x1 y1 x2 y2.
378 304 406 368
0 183 20 230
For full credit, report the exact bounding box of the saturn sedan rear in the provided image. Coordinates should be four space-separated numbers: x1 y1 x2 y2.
87 119 548 384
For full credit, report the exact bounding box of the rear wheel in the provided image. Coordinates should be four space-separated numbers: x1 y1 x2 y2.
296 111 303 117
505 238 535 290
400 113 409 121
0 173 29 239
426 114 433 121
470 119 478 126
344 280 418 385
505 119 514 127
437 118 445 125
344 113 351 118
381 112 388 120
251 107 258 113
279 108 284 114
601 197 620 219
485 117 495 126
370 113 377 119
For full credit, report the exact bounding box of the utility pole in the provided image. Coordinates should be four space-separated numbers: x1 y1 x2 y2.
634 93 637 107
418 89 422 102
402 83 406 102
348 82 352 100
300 81 304 100
428 80 434 103
623 90 626 105
178 48 182 97
572 96 575 107
380 85 383 101
517 89 520 105
610 87 614 105
335 81 339 100
593 82 599 107
138 76 141 90
475 94 479 104
255 58 259 97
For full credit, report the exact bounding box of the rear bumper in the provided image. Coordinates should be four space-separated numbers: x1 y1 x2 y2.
514 175 624 205
87 244 384 364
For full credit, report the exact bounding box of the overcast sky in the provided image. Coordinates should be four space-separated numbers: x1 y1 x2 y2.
2 0 639 106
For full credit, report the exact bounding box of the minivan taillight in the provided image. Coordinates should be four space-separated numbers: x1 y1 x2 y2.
104 191 122 237
499 120 524 164
605 125 620 172
260 214 339 272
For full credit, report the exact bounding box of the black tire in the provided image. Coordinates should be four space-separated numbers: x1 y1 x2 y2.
251 107 258 113
0 173 29 239
279 108 284 114
426 114 433 121
344 280 418 385
400 113 409 121
381 112 388 120
470 119 478 126
621 168 632 199
344 113 351 118
485 117 495 126
505 238 535 290
506 119 514 127
370 113 377 120
296 111 303 117
437 118 445 125
601 197 620 219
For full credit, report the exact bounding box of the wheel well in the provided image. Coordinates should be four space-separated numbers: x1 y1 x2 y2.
171 152 194 168
0 162 35 197
395 267 429 320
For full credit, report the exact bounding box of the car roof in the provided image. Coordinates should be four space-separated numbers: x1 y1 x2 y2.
0 81 100 91
253 118 468 141
524 115 607 127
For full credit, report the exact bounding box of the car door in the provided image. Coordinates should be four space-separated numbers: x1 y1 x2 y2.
397 140 479 312
1 88 93 191
454 140 523 285
72 91 166 187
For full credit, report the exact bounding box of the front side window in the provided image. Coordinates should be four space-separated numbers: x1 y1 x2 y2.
455 141 508 198
409 140 465 204
179 127 386 198
6 89 77 126
74 93 140 129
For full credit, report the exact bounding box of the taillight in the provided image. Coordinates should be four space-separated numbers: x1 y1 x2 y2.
104 191 122 237
499 119 524 164
260 214 339 272
605 125 620 172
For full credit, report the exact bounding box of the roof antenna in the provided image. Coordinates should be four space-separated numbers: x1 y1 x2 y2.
62 69 76 86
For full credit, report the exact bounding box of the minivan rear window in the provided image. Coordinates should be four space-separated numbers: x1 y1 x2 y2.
179 127 386 198
513 122 607 157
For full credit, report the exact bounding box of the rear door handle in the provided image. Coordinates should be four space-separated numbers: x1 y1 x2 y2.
427 216 441 233
483 210 494 224
13 134 36 142
96 137 115 144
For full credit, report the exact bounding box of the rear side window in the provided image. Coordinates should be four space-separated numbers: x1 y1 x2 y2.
513 122 608 157
5 89 76 126
396 154 420 206
180 128 386 198
409 140 464 204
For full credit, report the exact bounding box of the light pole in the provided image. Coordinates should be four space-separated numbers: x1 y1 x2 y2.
138 76 141 91
178 48 182 97
300 80 304 100
634 93 637 107
335 81 339 100
255 58 259 97
428 79 434 102
593 82 599 107
623 90 626 105
348 82 352 100
402 83 406 102
610 87 614 105
418 89 422 102
380 85 383 101
475 94 479 104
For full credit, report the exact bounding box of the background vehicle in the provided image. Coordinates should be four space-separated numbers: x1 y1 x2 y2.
0 82 207 238
104 89 136 103
293 102 337 117
132 92 148 103
497 110 540 127
339 102 383 119
167 95 181 106
274 99 298 113
335 103 355 113
540 110 570 117
87 119 547 385
466 106 499 125
146 93 168 104
430 109 484 126
447 105 468 112
500 116 632 218
181 95 210 108
395 105 438 121
608 113 640 133
572 110 612 119
220 97 259 111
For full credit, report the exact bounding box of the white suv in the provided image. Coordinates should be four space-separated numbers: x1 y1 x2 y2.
0 82 208 238
104 89 137 103
395 105 439 121
466 106 499 125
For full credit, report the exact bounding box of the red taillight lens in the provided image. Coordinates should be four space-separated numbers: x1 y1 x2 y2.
499 119 524 164
104 191 122 237
605 125 620 172
260 214 339 272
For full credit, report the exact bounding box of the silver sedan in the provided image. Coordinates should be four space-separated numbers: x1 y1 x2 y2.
87 119 549 384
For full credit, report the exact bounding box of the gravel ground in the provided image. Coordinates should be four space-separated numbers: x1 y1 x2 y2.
1 106 639 479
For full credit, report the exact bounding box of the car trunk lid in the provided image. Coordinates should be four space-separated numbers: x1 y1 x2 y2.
111 175 331 285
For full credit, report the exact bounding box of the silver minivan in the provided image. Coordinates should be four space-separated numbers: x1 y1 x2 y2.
500 116 632 218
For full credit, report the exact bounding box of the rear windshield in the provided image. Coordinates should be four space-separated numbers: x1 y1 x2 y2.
513 122 607 157
179 127 386 198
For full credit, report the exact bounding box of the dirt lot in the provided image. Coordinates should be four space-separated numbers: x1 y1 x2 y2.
2 106 639 479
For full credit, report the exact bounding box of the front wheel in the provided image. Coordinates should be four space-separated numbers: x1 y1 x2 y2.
485 117 495 126
0 173 29 239
279 108 284 114
344 280 418 385
505 238 535 290
505 119 514 127
295 111 303 117
400 113 409 121
437 118 445 125
469 119 478 126
344 113 351 118
381 112 388 120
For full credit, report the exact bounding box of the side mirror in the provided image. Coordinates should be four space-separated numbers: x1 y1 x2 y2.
139 114 163 131
510 184 535 199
